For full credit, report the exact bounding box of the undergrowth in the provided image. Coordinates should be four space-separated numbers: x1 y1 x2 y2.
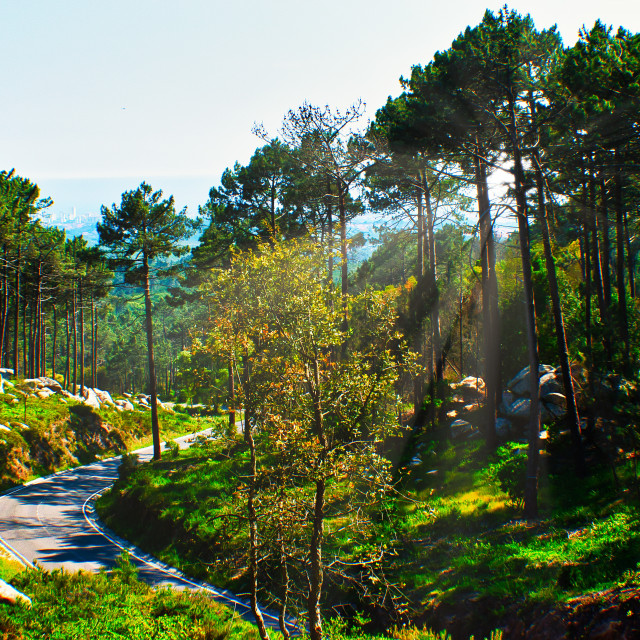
0 557 261 639
98 429 640 637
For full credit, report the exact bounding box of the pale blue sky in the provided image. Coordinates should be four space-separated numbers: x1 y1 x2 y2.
1 0 638 215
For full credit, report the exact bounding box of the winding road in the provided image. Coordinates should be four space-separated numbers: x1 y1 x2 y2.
0 430 298 633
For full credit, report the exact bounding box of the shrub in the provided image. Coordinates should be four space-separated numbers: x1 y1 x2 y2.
485 443 527 507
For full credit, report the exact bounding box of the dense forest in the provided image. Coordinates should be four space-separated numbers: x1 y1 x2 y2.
2 7 640 638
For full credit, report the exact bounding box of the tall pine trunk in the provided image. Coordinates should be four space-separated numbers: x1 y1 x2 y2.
143 254 162 460
473 148 498 449
532 154 584 475
507 94 540 520
614 149 631 376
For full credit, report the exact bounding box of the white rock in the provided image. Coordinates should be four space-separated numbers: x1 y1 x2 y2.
0 578 32 607
82 387 101 410
39 377 62 392
36 388 54 399
93 388 114 405
0 424 10 432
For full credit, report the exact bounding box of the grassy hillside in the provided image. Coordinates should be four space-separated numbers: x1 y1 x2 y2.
0 387 224 490
97 430 640 639
0 556 263 640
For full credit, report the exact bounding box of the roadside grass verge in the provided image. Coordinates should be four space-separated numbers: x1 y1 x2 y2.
0 549 25 582
0 556 263 640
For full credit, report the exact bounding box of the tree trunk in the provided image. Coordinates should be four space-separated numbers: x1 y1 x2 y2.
507 94 540 520
72 285 77 394
65 304 71 390
308 356 327 640
52 305 57 382
13 240 21 378
473 149 498 449
337 179 348 335
599 176 612 310
582 170 595 432
588 158 612 364
79 278 85 395
325 179 335 297
228 358 235 435
624 209 635 299
532 155 585 475
614 149 631 376
143 254 162 461
422 171 443 383
416 177 424 278
243 384 269 640
0 248 8 369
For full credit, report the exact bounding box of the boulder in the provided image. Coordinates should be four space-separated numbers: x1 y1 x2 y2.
508 364 555 396
543 392 566 406
93 388 114 406
123 392 132 398
450 419 478 440
114 399 134 411
450 376 485 399
0 367 14 376
0 579 32 607
539 372 562 397
0 424 10 432
81 387 101 410
22 378 42 389
11 422 29 430
503 397 531 420
39 377 62 393
495 417 513 440
36 388 54 399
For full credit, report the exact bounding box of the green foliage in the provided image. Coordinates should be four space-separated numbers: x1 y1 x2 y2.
484 443 528 507
0 562 260 639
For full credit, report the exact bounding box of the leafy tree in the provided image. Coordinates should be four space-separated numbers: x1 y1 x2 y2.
98 182 199 460
202 237 416 639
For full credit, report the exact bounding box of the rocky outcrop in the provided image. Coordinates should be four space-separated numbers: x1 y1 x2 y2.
501 365 568 424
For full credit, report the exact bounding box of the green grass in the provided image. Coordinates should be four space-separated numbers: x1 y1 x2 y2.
98 430 640 636
0 550 25 582
0 390 225 489
0 558 265 639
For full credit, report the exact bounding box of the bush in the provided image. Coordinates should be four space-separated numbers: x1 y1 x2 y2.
485 443 527 507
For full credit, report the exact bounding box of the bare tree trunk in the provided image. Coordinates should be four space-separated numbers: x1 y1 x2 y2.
72 285 77 394
614 149 631 376
337 179 348 334
0 248 8 369
507 95 540 520
65 304 71 390
243 391 269 640
13 240 21 378
308 356 327 640
228 358 235 435
416 178 424 278
143 254 162 461
422 171 442 383
532 155 585 475
473 148 498 449
588 158 612 364
79 279 85 395
52 304 57 381
624 209 635 299
582 171 595 432
599 176 612 310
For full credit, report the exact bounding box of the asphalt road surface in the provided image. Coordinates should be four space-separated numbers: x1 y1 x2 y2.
0 429 299 634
